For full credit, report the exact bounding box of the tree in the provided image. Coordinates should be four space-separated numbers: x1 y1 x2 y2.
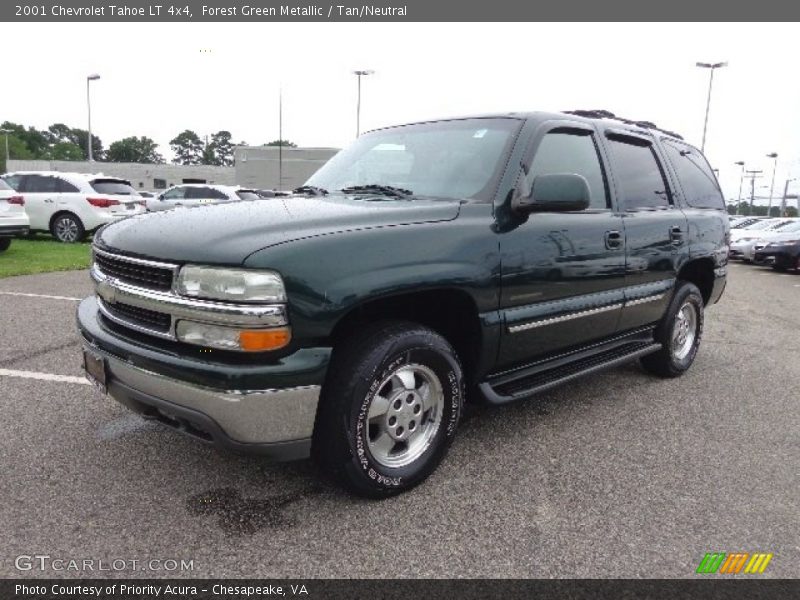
265 139 297 148
207 130 235 166
106 136 165 164
43 141 85 161
170 130 204 165
47 123 103 161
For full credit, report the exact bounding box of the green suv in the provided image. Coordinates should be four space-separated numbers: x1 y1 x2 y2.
77 110 729 497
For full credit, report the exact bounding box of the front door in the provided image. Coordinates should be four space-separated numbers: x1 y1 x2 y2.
497 123 627 370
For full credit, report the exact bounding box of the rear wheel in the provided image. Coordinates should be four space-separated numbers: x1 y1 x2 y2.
51 213 85 243
0 238 11 252
641 281 704 378
312 321 463 498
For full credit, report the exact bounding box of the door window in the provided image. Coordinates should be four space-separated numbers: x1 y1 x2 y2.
606 137 671 210
56 178 80 193
162 187 185 200
23 175 59 193
529 131 609 209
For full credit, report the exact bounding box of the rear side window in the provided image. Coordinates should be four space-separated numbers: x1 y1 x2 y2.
91 179 136 196
57 178 80 193
2 175 22 190
529 130 609 209
162 187 185 200
663 141 724 210
236 190 260 200
0 178 12 191
606 137 671 210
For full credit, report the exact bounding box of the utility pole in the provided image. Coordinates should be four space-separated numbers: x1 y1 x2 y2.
745 170 763 215
278 87 283 191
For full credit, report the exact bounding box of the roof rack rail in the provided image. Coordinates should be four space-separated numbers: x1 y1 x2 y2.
563 109 684 141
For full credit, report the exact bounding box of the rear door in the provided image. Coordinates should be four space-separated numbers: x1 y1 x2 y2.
18 174 60 230
600 130 688 330
497 121 627 368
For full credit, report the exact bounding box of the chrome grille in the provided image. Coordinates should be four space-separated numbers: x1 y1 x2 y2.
94 250 174 291
102 300 171 333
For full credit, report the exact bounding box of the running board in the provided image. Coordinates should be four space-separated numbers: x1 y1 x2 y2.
480 339 662 405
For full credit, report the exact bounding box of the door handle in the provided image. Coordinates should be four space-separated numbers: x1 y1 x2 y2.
605 230 623 250
670 225 684 245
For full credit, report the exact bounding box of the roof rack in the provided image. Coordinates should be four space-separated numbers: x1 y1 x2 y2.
564 109 684 140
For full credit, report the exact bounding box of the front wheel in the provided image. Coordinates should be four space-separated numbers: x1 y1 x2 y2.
312 321 463 498
51 213 85 243
640 281 704 378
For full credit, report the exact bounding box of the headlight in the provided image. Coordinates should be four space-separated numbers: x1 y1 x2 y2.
176 321 291 352
176 266 286 303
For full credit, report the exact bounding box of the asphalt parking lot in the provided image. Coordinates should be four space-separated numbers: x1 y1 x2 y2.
0 263 798 579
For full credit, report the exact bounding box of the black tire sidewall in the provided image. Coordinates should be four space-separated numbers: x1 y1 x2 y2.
343 334 462 494
661 283 704 372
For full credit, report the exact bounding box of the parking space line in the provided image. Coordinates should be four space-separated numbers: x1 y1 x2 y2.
0 368 90 385
0 291 81 301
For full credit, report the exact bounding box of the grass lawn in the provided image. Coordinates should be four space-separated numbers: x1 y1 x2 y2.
0 235 92 278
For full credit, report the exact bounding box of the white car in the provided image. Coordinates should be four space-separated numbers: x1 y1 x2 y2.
1 171 146 243
0 178 30 252
146 184 260 212
729 218 796 244
742 221 800 262
729 219 799 260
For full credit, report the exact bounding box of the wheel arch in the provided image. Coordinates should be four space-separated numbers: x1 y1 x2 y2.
677 257 715 305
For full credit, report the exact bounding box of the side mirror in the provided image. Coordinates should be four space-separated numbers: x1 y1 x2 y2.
516 173 591 214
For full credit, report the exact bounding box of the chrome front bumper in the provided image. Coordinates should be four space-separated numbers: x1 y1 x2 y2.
84 341 320 459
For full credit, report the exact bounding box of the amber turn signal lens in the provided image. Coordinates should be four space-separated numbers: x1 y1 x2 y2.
239 327 291 352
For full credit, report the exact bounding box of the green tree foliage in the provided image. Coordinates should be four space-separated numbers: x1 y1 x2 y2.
1 120 104 164
265 139 297 148
106 136 165 164
170 130 205 165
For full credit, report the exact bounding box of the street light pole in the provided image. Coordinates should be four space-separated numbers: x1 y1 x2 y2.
766 152 778 216
86 74 100 162
734 160 745 214
696 61 728 152
0 129 10 170
353 69 374 137
278 86 283 191
780 178 796 217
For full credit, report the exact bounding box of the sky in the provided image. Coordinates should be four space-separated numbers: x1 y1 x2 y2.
2 22 799 204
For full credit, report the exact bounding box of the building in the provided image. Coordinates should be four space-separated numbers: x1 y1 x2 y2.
6 144 338 192
234 146 339 191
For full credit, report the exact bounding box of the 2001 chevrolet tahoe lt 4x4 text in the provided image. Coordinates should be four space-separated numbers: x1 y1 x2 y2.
77 110 729 497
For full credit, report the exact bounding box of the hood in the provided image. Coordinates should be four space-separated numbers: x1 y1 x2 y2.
95 194 461 265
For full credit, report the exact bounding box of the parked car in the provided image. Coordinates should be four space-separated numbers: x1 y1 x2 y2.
0 178 29 252
729 216 761 229
754 236 800 271
1 171 146 242
145 184 260 211
731 220 800 262
78 110 728 497
728 217 796 247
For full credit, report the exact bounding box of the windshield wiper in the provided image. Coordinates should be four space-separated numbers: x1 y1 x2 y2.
339 184 413 198
292 185 329 196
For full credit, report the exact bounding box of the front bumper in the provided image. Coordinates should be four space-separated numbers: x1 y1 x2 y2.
754 245 800 269
77 296 332 460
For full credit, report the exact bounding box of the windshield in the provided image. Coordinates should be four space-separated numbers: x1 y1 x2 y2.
773 220 800 233
91 179 138 196
306 118 522 202
236 190 260 200
768 220 794 230
744 220 780 231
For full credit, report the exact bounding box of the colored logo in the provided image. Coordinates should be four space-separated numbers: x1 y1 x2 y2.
696 552 773 574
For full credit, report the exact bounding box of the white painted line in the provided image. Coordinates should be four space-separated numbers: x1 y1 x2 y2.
0 291 81 301
0 368 91 385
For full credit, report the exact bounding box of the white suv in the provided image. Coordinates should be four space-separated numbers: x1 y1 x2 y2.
1 171 146 242
146 184 260 212
0 178 30 252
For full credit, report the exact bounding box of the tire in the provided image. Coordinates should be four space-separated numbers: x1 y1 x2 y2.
312 320 463 498
51 213 85 243
640 281 704 378
0 238 11 252
772 264 787 272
